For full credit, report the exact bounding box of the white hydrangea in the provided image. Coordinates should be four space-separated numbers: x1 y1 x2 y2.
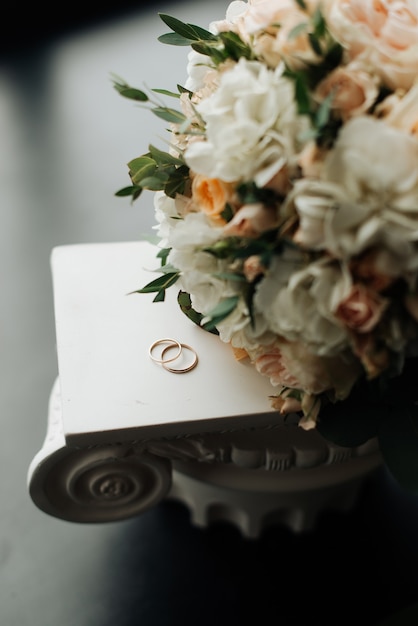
289 116 418 275
184 57 310 185
255 256 352 356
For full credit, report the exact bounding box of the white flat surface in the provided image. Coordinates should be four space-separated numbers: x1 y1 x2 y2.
52 241 277 444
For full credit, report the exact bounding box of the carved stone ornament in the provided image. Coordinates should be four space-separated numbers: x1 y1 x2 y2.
28 377 382 537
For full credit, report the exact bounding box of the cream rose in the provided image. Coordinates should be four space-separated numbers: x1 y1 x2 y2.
381 81 418 137
326 0 418 90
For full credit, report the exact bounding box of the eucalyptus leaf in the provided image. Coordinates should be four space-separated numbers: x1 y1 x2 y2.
156 247 172 265
164 165 190 198
177 291 206 328
112 77 149 102
133 271 179 294
128 156 156 186
153 290 166 302
315 92 333 128
202 296 239 331
114 186 140 198
159 14 217 42
158 33 193 46
118 87 149 102
308 32 323 56
138 175 168 191
288 22 308 40
312 7 327 37
152 88 181 98
148 144 183 166
152 107 187 124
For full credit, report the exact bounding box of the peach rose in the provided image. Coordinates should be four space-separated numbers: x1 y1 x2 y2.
213 0 324 69
191 174 235 225
335 283 389 333
254 338 361 398
326 0 418 90
315 64 379 120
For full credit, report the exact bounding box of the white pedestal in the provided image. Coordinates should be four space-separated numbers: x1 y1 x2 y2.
28 242 382 538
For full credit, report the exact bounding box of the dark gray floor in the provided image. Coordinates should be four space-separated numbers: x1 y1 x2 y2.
2 3 418 625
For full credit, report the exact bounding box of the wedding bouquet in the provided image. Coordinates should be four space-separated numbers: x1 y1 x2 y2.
114 0 418 492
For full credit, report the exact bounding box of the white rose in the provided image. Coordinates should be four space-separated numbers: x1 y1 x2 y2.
184 58 310 185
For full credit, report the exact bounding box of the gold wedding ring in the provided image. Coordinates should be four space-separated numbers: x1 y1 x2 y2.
148 338 182 364
161 343 198 374
148 338 198 373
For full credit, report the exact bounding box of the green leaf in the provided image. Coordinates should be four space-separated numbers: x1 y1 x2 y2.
114 185 140 198
112 77 149 102
308 32 323 56
151 88 181 98
177 291 219 334
148 144 183 166
164 164 190 198
202 296 239 331
378 405 418 493
158 33 194 46
128 156 157 186
293 73 312 115
119 87 149 102
152 107 187 124
315 91 334 128
159 14 217 42
191 41 226 63
153 290 166 303
156 247 172 266
288 22 308 40
311 7 327 37
139 175 168 191
133 271 179 294
219 31 254 61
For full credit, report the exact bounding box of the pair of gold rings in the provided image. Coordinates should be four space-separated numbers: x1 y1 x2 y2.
148 338 198 374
